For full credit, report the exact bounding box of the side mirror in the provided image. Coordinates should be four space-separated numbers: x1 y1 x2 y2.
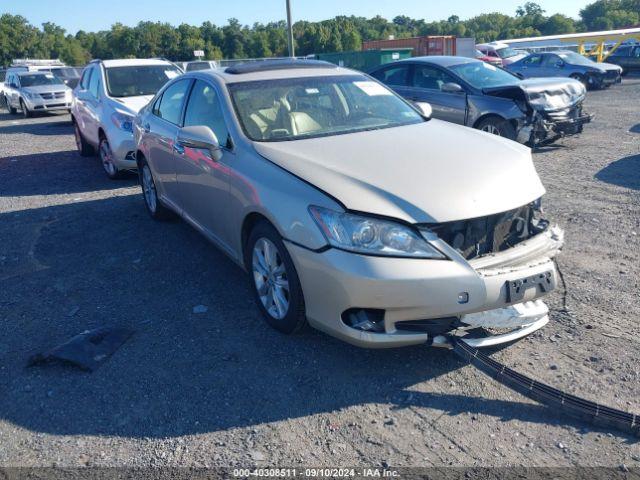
10 83 18 89
177 125 223 161
441 82 464 94
414 102 432 119
555 60 565 68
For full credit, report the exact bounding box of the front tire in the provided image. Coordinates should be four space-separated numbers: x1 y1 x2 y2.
476 116 517 141
98 137 122 179
139 160 173 220
20 99 32 118
246 221 307 334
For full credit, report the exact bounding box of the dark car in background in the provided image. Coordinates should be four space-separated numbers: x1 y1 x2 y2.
507 51 622 89
606 44 640 75
370 56 591 147
49 66 82 88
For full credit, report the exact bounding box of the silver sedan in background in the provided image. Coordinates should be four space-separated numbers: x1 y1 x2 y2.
133 60 564 349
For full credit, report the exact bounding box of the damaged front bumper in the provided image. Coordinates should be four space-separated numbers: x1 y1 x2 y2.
517 106 592 147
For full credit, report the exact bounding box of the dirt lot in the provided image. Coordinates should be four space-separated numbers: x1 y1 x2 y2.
0 78 639 471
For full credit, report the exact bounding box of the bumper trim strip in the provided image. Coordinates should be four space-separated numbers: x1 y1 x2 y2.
451 337 640 438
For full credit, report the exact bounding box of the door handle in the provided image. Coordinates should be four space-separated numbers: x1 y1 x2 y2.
143 123 150 133
173 143 185 155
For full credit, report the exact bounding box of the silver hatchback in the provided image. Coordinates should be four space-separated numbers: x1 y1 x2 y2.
134 60 564 349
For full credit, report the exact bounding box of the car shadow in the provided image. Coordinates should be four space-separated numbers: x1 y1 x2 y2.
0 118 72 136
1 194 633 441
595 154 640 190
0 150 137 196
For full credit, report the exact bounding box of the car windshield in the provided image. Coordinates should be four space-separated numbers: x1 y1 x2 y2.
556 52 596 66
496 47 520 59
449 62 519 89
19 74 64 87
50 67 81 78
228 74 424 142
105 65 181 97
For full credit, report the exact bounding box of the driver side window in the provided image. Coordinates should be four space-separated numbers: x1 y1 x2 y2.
412 65 457 91
183 80 231 148
523 55 542 66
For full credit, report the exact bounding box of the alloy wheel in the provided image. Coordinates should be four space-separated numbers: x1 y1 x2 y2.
99 139 117 177
252 238 290 320
141 165 157 213
481 124 501 135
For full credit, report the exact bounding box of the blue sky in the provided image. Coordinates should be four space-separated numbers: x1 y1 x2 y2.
3 0 589 33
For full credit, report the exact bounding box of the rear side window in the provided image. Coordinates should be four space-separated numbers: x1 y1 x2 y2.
155 79 191 125
80 68 92 89
371 65 410 87
184 80 230 147
88 68 101 98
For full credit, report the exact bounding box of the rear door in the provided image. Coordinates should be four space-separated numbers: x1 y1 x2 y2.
146 78 193 206
176 79 235 250
5 74 18 108
630 46 640 71
74 67 94 140
405 63 467 124
83 66 103 145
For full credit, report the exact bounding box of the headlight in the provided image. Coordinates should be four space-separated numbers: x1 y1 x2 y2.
111 112 134 133
309 206 445 259
23 91 40 100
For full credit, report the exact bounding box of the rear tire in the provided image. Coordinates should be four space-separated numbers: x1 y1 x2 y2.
476 116 517 141
139 159 174 221
73 121 94 157
245 221 307 335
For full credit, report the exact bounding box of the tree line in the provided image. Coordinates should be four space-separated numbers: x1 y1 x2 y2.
1 0 638 66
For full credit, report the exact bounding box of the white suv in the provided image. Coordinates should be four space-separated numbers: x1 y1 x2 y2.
71 59 182 179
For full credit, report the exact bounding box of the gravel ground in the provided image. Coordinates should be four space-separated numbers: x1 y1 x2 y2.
0 78 639 471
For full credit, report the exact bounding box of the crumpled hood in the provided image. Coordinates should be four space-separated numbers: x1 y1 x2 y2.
112 95 154 114
484 77 586 112
253 120 545 224
23 84 70 95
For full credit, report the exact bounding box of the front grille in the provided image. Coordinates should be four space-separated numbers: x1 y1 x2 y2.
39 91 66 100
425 202 548 260
605 70 618 80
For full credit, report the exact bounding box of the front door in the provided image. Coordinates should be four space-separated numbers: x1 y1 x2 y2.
405 64 467 125
147 79 193 206
175 79 234 251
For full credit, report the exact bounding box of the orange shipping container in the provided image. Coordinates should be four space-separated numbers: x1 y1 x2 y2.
362 36 456 56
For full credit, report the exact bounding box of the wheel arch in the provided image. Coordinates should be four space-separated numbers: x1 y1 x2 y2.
241 212 277 268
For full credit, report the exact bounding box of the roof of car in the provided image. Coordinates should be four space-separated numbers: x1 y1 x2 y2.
16 70 51 76
196 59 354 83
398 55 480 67
99 58 177 68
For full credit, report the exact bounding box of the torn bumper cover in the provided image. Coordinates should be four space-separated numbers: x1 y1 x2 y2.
485 78 592 147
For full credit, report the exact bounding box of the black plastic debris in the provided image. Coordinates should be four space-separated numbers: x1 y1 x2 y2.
451 337 640 438
28 327 134 372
